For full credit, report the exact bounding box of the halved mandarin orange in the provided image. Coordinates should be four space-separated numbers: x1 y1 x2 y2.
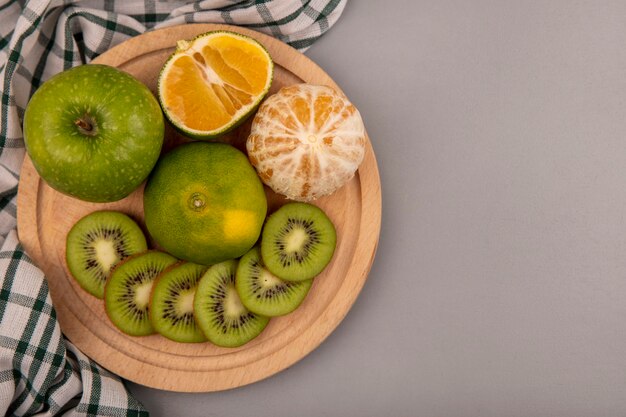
247 84 366 202
158 31 273 139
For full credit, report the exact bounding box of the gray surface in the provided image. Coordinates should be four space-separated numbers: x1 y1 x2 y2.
128 1 626 415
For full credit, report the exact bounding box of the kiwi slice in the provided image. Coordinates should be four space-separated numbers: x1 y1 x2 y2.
105 251 178 336
261 202 336 282
236 246 313 317
66 211 148 298
195 260 269 348
150 262 208 343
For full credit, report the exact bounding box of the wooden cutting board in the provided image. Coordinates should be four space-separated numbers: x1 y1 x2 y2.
16 23 381 392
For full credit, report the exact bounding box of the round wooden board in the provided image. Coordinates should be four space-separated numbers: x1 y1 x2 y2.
16 24 381 392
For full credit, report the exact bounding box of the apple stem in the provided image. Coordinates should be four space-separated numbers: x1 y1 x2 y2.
74 118 92 132
74 115 98 136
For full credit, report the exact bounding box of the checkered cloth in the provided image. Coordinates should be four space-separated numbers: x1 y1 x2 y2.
0 1 346 416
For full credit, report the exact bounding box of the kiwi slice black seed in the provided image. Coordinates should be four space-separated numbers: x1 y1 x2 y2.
150 262 208 343
195 260 269 348
261 202 336 282
105 251 178 337
236 246 313 317
66 210 148 298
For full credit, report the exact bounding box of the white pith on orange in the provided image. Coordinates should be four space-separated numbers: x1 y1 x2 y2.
247 84 366 202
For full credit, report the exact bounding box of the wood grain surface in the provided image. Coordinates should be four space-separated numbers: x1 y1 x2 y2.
16 24 381 392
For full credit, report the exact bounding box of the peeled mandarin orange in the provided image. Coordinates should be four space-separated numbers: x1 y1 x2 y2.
247 84 366 201
158 31 273 139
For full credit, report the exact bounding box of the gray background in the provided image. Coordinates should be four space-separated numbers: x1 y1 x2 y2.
129 1 626 415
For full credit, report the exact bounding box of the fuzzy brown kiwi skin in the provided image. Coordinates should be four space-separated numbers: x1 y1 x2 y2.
104 250 179 336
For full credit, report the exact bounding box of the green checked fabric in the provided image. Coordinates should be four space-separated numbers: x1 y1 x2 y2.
0 1 346 416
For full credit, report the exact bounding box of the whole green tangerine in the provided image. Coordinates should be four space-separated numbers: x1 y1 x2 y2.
23 64 165 202
143 142 267 265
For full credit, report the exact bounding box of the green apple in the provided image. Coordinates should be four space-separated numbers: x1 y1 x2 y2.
23 64 164 202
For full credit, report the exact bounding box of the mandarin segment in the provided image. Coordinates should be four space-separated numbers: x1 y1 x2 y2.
201 44 254 94
247 84 366 201
163 56 231 131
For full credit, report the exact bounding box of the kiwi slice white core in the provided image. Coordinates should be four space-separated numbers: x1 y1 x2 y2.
94 239 119 274
224 284 246 318
178 291 196 316
134 282 153 308
260 269 282 288
285 228 308 253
